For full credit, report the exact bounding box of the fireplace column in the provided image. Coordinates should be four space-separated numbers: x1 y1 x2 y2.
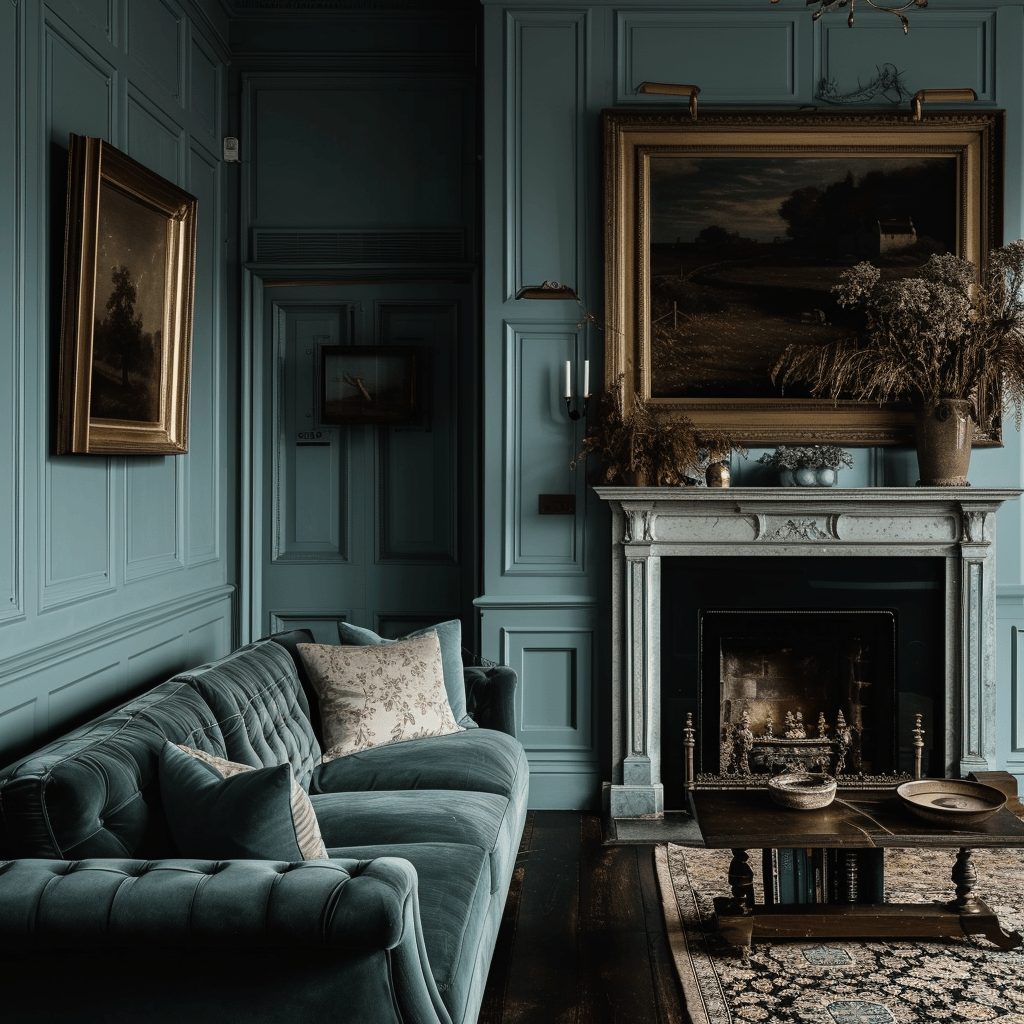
609 504 664 817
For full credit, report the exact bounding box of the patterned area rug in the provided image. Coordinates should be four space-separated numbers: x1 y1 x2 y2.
655 844 1024 1024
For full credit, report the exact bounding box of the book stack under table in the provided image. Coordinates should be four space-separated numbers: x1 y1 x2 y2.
761 848 884 906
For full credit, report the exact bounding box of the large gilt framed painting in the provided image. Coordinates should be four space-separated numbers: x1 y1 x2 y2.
56 134 197 455
603 109 1004 445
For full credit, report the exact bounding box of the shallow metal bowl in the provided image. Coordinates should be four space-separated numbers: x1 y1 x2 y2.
896 778 1006 827
767 772 837 810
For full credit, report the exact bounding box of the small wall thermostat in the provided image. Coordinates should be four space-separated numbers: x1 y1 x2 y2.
223 137 239 163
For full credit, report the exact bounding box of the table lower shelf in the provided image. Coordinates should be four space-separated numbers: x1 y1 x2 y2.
713 896 1023 950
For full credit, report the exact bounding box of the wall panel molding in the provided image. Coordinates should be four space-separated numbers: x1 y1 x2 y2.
505 8 588 301
618 10 803 104
125 457 185 582
503 320 587 576
3 584 233 685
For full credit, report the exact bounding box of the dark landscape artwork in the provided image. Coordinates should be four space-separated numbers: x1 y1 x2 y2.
90 182 168 423
321 346 418 424
648 155 958 399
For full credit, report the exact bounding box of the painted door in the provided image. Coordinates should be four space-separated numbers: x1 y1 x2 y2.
257 282 475 646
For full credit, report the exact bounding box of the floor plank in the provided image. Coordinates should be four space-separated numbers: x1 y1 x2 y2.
479 811 685 1024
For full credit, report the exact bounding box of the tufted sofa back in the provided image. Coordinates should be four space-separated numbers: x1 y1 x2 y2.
0 639 321 860
0 682 226 860
168 640 321 790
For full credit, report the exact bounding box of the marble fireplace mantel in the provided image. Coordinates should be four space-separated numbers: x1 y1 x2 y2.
595 486 1022 820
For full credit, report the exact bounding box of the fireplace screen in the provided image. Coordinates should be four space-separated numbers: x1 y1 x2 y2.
698 610 898 784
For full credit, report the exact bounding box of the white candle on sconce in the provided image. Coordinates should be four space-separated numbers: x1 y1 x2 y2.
565 360 571 398
583 360 590 397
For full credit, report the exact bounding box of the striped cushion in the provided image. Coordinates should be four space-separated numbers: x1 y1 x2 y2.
172 745 327 860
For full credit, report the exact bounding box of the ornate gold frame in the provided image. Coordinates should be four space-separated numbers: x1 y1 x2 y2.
603 109 1004 446
56 134 197 455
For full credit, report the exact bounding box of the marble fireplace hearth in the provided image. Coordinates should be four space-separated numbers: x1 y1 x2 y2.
595 486 1022 820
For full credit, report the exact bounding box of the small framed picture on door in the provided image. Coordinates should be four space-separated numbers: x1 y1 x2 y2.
320 345 419 424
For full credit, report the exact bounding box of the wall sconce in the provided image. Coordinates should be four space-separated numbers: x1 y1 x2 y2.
773 0 929 34
564 360 590 420
516 282 596 421
910 88 977 120
515 281 580 301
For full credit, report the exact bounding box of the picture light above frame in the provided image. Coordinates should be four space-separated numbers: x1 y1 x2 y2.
56 134 197 455
603 106 1005 447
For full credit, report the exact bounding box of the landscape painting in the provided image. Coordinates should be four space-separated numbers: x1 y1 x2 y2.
648 155 957 400
602 109 1004 444
56 134 197 455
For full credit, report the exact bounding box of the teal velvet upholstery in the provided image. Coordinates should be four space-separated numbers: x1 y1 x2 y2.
159 742 317 861
169 639 321 789
336 619 476 728
0 681 228 860
312 728 528 800
0 635 529 1024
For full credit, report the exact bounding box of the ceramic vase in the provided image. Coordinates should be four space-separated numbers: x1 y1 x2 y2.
914 398 973 486
779 467 839 488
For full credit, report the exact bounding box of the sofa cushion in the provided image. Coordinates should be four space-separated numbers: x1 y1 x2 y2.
336 618 475 728
159 742 327 861
324 842 491 1024
174 744 327 859
298 632 463 761
169 640 320 790
311 789 517 895
311 728 528 805
0 681 227 860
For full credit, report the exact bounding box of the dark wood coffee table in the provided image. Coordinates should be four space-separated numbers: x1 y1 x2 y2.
687 786 1024 950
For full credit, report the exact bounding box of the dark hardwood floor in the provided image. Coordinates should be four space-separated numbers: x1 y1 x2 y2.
479 811 686 1024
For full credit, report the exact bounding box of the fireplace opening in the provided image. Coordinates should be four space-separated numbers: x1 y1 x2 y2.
700 609 896 780
661 556 945 810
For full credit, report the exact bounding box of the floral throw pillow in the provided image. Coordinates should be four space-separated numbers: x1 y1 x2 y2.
297 631 464 762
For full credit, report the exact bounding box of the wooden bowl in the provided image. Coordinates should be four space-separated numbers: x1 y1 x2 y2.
767 772 837 810
896 778 1006 827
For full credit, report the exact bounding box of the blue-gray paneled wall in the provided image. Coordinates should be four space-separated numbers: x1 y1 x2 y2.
0 0 233 768
480 0 1024 808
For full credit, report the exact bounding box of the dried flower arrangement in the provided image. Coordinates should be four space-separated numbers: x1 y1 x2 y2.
572 374 744 486
770 242 1024 432
757 445 854 471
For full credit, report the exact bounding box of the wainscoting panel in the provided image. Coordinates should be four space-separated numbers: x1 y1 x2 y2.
45 13 116 142
479 603 599 809
819 14 994 101
125 456 183 581
127 0 183 104
43 458 116 607
126 85 184 182
618 10 804 104
506 9 587 301
503 322 587 576
0 587 233 768
189 32 219 136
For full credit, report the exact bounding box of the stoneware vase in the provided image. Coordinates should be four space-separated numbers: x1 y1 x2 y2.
779 467 838 487
914 398 974 487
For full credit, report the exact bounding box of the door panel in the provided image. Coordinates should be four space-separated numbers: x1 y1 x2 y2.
260 283 472 644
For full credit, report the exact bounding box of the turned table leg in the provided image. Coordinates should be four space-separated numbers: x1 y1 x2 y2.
950 847 982 914
728 849 755 911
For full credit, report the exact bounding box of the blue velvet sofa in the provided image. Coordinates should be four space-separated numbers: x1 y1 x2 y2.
0 630 528 1024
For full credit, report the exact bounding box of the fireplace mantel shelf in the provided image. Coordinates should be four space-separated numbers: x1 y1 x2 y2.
595 486 1022 820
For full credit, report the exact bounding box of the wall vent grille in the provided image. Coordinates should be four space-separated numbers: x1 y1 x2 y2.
252 229 466 265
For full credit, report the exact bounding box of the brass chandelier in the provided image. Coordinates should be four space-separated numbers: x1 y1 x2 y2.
773 0 929 33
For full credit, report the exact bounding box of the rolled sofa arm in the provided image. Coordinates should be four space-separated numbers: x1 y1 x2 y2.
463 665 518 737
0 857 452 1024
